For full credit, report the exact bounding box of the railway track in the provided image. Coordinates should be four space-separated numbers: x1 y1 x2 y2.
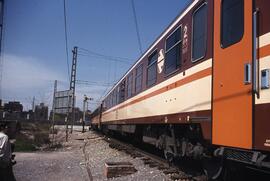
102 133 207 181
90 131 270 180
82 140 93 181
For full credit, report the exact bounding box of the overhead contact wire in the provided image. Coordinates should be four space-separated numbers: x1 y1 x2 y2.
63 0 70 82
131 0 143 55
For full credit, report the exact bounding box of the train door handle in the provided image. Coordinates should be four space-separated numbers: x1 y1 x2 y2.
244 63 251 85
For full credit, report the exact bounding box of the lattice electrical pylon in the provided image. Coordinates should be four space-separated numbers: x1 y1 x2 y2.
68 46 78 134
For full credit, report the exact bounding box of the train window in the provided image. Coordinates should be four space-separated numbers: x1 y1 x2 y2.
112 90 116 106
192 3 207 62
110 93 113 107
106 97 109 109
165 27 182 74
104 98 107 109
106 96 109 109
118 81 125 103
221 0 244 48
106 95 110 109
115 88 118 105
109 94 112 108
112 91 115 107
107 98 109 109
127 74 133 98
110 92 113 107
147 51 157 86
108 94 112 108
135 64 143 93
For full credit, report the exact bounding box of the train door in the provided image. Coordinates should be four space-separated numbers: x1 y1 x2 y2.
212 0 253 149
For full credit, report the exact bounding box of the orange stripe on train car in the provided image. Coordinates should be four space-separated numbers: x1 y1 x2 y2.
260 44 270 58
103 67 212 116
103 43 270 117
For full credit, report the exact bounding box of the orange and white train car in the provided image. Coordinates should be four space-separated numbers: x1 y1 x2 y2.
91 0 270 176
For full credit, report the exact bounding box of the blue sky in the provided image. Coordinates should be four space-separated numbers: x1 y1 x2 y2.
1 0 190 111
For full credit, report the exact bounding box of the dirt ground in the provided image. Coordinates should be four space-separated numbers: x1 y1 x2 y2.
13 126 171 181
13 126 90 181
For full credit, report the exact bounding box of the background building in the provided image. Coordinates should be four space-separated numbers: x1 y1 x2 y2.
34 103 48 120
4 101 23 113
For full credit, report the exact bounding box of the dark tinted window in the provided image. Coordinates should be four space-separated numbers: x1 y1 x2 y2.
110 93 113 108
221 0 244 48
106 98 109 109
165 27 182 74
127 74 133 98
107 95 110 109
115 89 118 105
147 51 157 86
118 81 125 103
192 3 207 61
135 64 143 93
116 86 120 104
166 28 181 51
106 95 110 109
109 94 112 107
112 89 117 106
111 92 114 107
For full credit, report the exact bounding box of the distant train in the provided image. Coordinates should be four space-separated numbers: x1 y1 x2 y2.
91 0 270 178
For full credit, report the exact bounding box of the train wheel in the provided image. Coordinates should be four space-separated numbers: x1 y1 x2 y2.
164 150 174 163
203 156 224 180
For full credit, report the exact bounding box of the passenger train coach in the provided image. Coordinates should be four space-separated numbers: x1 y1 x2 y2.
91 0 270 177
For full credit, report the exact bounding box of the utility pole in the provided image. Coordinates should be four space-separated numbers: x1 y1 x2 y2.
82 97 86 133
0 0 5 99
82 95 93 133
51 80 57 146
32 96 35 121
69 46 78 134
32 96 35 111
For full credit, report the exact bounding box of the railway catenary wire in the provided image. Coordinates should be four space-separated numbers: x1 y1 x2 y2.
77 53 133 65
76 80 115 87
131 0 143 55
78 47 134 64
63 0 71 83
76 47 135 106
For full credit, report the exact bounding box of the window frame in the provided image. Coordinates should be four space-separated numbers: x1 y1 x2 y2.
220 0 244 49
147 49 158 87
109 94 112 109
126 73 133 98
118 80 126 103
112 89 116 107
135 64 143 94
191 2 208 63
164 25 182 75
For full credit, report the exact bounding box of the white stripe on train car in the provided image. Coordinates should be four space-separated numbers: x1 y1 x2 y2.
259 32 270 48
102 75 211 122
104 58 212 114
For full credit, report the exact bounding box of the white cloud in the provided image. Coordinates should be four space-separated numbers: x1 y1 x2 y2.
2 54 66 90
1 54 67 110
1 54 109 111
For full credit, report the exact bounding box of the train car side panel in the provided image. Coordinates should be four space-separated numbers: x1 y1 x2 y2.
212 0 253 149
254 0 270 152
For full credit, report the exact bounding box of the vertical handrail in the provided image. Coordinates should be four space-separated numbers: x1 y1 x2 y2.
252 10 259 97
